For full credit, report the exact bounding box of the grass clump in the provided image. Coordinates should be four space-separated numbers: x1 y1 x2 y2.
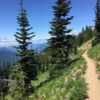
98 76 100 80
97 67 100 71
81 65 87 75
75 72 82 80
25 49 90 100
68 77 89 100
96 63 99 68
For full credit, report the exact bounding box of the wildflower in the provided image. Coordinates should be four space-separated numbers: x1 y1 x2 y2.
78 77 80 79
69 83 70 85
63 95 66 99
84 87 85 90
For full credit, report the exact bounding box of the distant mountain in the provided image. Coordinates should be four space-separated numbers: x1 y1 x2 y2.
3 43 50 53
0 50 20 67
0 47 12 52
34 44 50 54
0 43 50 67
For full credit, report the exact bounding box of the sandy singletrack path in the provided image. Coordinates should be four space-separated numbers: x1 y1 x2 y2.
82 50 100 100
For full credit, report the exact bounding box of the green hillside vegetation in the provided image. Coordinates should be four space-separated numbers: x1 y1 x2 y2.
0 0 100 100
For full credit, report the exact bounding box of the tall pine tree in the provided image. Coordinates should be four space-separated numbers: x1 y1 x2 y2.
46 0 74 80
8 0 38 98
92 0 100 47
34 48 41 74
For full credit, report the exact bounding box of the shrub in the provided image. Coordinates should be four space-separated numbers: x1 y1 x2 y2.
96 63 99 68
98 76 100 80
91 39 97 47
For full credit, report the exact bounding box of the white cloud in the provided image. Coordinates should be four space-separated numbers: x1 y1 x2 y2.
92 27 95 31
0 30 81 46
0 38 48 46
65 30 80 36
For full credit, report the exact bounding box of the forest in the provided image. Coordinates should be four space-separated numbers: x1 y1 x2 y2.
0 0 100 99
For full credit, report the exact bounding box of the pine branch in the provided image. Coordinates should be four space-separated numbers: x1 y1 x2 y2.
18 63 26 93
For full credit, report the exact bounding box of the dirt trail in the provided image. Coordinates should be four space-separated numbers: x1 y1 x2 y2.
82 50 100 100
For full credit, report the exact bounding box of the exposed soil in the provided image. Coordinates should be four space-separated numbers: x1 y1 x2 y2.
82 50 100 100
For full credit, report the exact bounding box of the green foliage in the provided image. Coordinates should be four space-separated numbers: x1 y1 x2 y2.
98 76 100 80
1 0 100 99
96 56 100 61
84 32 88 42
0 60 12 97
68 77 89 100
93 0 100 33
10 0 38 96
48 68 63 81
0 92 7 100
81 65 87 75
92 0 100 46
92 29 98 37
76 25 94 47
27 50 89 100
7 64 29 100
91 39 98 47
75 72 81 80
97 67 100 71
73 36 78 55
30 87 39 100
46 0 74 80
84 26 93 42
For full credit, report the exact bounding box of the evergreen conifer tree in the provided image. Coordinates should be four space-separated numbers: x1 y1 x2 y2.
93 0 100 32
83 25 93 42
92 29 98 37
3 59 5 76
34 48 41 74
12 55 16 67
46 0 74 80
45 53 49 70
92 0 100 47
71 35 77 55
8 0 38 98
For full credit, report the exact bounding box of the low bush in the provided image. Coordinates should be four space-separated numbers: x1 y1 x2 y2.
91 39 98 47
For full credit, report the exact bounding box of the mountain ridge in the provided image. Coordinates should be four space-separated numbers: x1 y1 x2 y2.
0 43 50 66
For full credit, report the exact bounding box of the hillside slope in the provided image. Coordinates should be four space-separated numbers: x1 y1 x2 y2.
40 36 96 60
77 36 96 51
5 36 100 100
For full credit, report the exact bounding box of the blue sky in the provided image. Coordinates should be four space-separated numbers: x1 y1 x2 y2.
0 0 96 46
